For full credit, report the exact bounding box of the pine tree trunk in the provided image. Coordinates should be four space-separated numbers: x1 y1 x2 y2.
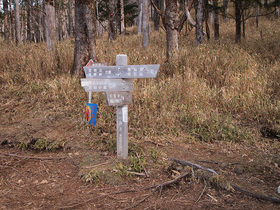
142 0 149 48
72 0 96 76
3 0 9 42
153 0 160 31
196 0 204 46
223 0 228 22
255 1 259 28
235 0 241 43
138 0 143 35
164 0 179 60
109 0 118 40
27 0 31 41
120 0 125 35
9 0 15 42
45 0 57 49
15 0 21 45
214 0 219 40
68 0 74 37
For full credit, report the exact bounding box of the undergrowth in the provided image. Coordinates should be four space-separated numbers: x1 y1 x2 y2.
0 17 279 144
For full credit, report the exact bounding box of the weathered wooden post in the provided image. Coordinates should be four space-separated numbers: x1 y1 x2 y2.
81 55 160 159
116 55 129 159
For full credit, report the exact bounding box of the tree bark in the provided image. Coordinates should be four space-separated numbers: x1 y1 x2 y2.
9 0 15 42
120 0 125 35
196 0 204 46
255 1 259 28
235 0 242 43
109 0 118 40
3 0 9 42
27 0 32 41
45 0 57 49
164 0 179 60
153 0 160 31
72 0 96 76
138 0 143 35
223 0 228 22
142 0 149 48
15 0 21 45
68 0 74 37
214 0 219 40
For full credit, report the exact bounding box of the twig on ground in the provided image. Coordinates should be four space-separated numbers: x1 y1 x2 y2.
143 140 165 147
170 157 218 175
124 186 160 210
198 160 240 166
1 153 67 160
170 157 280 204
191 184 207 209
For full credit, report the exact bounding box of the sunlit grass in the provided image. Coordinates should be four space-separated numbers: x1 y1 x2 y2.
0 16 279 143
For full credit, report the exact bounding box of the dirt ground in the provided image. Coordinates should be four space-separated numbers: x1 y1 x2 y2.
1 106 280 209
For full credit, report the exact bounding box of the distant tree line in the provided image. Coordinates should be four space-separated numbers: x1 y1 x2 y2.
0 0 279 74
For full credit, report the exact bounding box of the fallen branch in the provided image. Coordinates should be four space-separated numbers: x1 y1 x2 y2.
170 158 218 175
126 172 190 209
170 158 280 204
198 160 240 166
1 153 67 161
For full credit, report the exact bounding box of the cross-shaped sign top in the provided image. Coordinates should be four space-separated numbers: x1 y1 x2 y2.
81 55 160 159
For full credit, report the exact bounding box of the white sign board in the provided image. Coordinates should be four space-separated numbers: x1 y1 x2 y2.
83 64 160 79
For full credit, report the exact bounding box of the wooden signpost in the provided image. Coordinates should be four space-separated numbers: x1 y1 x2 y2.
81 55 160 159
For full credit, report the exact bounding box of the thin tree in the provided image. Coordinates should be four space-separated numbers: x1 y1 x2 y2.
196 0 204 45
223 0 228 22
138 0 143 35
45 0 57 49
3 0 9 44
72 0 97 76
68 0 74 37
108 0 118 40
214 0 219 40
15 0 21 45
120 0 125 35
27 0 31 41
235 0 242 43
153 0 160 31
142 0 150 48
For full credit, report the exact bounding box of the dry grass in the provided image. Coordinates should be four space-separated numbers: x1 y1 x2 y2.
0 16 279 143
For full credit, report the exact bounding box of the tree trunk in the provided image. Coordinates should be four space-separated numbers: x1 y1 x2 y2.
72 0 96 76
15 0 21 45
138 0 143 35
45 0 57 49
214 0 219 40
109 0 118 40
164 0 179 60
235 0 242 43
120 0 125 35
153 0 160 31
242 8 245 39
27 0 31 41
204 0 210 40
210 0 213 25
196 0 204 46
68 0 74 37
57 1 62 41
223 0 228 22
255 1 259 28
9 0 15 42
142 0 149 48
3 0 9 42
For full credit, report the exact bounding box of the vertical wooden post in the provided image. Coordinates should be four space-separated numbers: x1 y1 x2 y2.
116 55 129 159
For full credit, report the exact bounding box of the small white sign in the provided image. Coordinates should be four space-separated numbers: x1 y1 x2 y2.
122 106 128 123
